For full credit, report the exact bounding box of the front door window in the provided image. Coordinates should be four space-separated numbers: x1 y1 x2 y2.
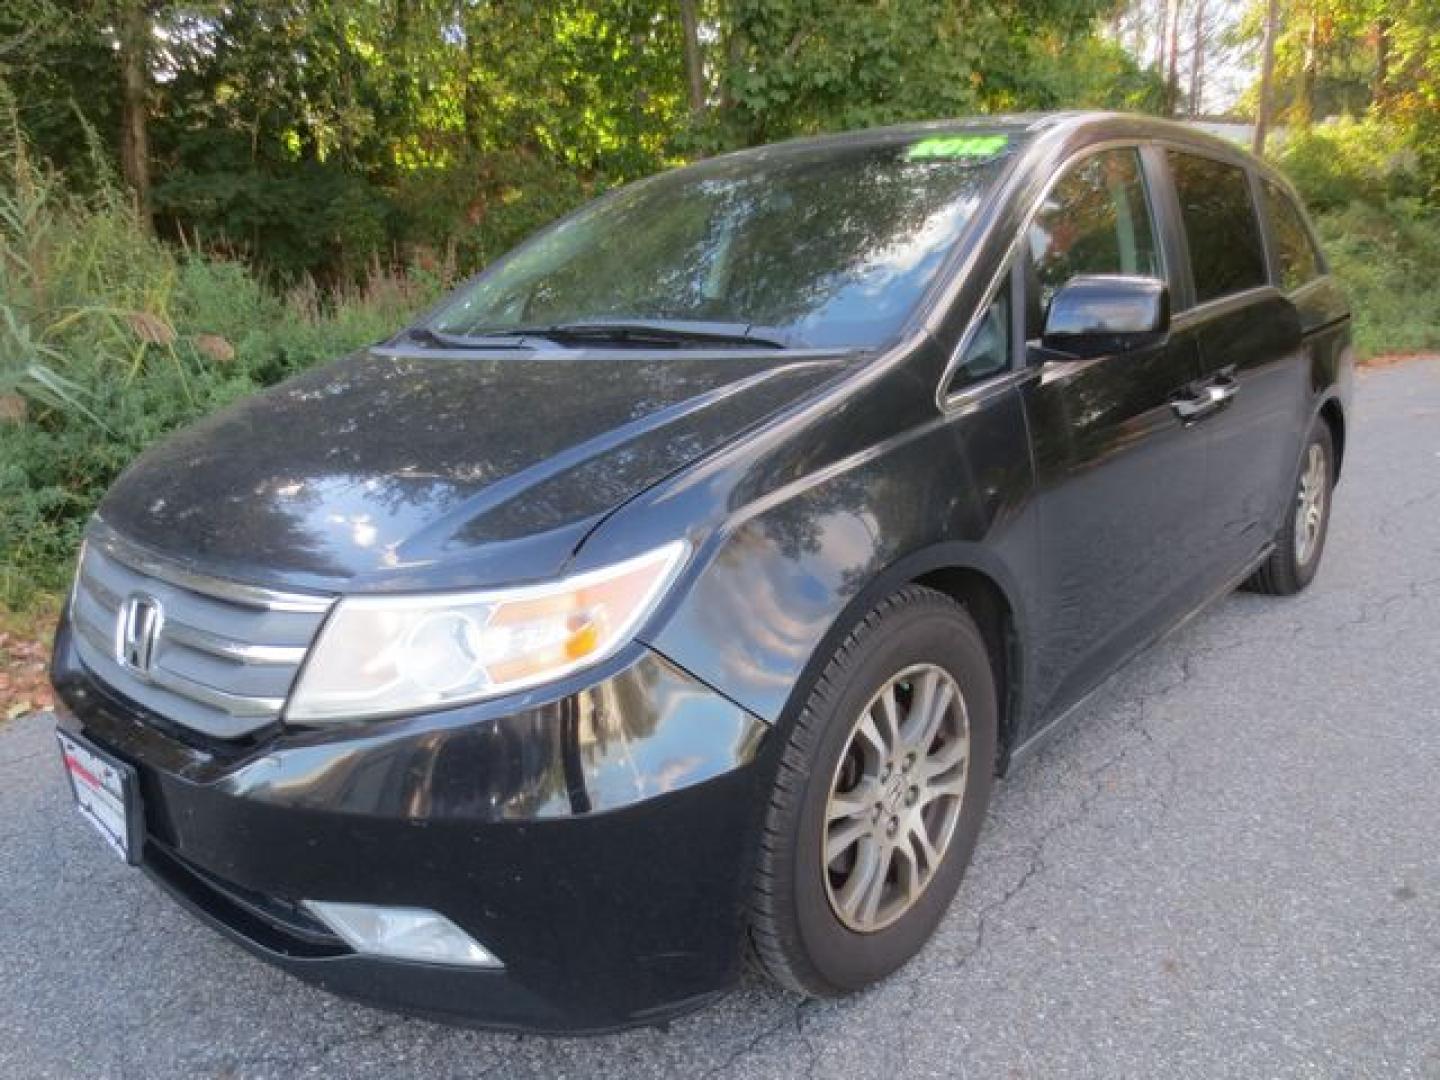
1027 148 1162 319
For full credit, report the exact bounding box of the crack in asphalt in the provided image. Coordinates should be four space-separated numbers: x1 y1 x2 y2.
915 701 1159 989
699 1003 805 1080
901 524 1421 999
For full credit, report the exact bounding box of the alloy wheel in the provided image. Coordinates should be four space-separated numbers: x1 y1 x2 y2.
822 663 970 933
1295 442 1328 566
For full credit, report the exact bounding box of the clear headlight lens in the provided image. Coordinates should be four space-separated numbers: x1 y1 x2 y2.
287 542 686 722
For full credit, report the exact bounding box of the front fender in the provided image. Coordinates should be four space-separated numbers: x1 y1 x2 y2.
637 381 1038 727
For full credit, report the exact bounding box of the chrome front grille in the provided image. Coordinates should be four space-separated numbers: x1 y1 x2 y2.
68 522 332 739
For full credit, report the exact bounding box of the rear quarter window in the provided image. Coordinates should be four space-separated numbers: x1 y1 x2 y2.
1168 151 1268 304
1261 180 1323 291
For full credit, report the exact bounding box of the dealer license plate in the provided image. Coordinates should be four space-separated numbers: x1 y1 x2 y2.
57 730 140 864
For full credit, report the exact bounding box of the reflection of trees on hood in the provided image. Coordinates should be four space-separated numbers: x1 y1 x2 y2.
101 346 842 578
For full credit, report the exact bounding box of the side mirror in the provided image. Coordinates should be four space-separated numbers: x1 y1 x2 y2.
1042 275 1170 359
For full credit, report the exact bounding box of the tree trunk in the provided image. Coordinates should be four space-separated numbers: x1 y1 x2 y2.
1155 0 1164 70
1253 0 1280 156
679 0 706 116
1166 0 1184 114
117 0 151 224
1372 16 1390 105
1300 6 1320 122
1189 0 1205 116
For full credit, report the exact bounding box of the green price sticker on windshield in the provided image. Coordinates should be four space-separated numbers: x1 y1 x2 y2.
904 134 1009 161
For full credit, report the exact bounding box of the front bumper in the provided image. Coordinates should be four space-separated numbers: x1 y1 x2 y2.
51 621 770 1033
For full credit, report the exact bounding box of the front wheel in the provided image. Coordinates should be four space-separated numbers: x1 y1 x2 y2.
747 585 997 996
1245 420 1335 596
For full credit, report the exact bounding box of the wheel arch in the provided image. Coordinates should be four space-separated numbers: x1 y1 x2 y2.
1318 395 1346 482
773 543 1030 777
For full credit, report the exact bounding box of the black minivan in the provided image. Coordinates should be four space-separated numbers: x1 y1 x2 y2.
51 112 1351 1032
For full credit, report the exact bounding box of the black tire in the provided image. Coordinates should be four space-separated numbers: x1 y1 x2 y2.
747 584 998 996
1245 419 1335 596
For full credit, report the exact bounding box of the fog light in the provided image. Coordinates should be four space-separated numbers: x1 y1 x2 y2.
303 901 502 967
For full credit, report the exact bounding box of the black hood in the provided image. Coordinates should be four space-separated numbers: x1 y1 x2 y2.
98 346 852 592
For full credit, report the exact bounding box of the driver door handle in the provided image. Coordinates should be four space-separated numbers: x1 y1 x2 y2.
1171 372 1238 423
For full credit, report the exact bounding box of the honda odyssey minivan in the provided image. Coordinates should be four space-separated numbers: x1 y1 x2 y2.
51 112 1351 1032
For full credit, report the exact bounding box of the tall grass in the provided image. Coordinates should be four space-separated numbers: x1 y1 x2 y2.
0 124 442 611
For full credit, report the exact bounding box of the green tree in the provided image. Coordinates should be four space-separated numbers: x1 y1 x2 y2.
1237 0 1440 199
3 0 1172 282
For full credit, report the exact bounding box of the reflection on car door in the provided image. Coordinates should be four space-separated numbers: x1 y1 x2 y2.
1015 146 1208 724
1165 151 1307 578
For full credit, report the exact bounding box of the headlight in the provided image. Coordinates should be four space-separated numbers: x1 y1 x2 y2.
286 541 686 722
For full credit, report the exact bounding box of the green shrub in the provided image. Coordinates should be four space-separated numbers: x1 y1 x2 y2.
0 127 438 611
1315 198 1440 357
1264 119 1438 357
1276 117 1426 212
153 157 398 284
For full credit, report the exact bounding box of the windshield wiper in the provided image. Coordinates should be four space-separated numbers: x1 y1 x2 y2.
403 326 540 350
458 319 791 350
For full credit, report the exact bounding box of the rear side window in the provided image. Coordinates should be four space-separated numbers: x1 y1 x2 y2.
1262 181 1322 291
1168 152 1267 303
1027 148 1161 313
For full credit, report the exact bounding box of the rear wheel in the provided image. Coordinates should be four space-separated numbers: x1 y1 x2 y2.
1245 420 1335 596
747 585 997 996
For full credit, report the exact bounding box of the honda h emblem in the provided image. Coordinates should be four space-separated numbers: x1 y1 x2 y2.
116 593 163 676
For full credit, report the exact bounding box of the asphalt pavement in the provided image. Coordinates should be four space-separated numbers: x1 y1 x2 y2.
2 359 1437 1079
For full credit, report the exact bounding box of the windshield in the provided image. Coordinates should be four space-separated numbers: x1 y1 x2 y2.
429 133 1017 349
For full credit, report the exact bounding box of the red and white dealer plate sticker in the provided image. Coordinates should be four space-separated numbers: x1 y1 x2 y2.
57 731 135 863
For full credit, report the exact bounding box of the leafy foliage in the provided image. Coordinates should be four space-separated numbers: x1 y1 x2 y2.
1313 198 1440 356
1236 0 1440 201
696 0 1162 149
1275 115 1425 209
0 125 435 609
5 1 1166 284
